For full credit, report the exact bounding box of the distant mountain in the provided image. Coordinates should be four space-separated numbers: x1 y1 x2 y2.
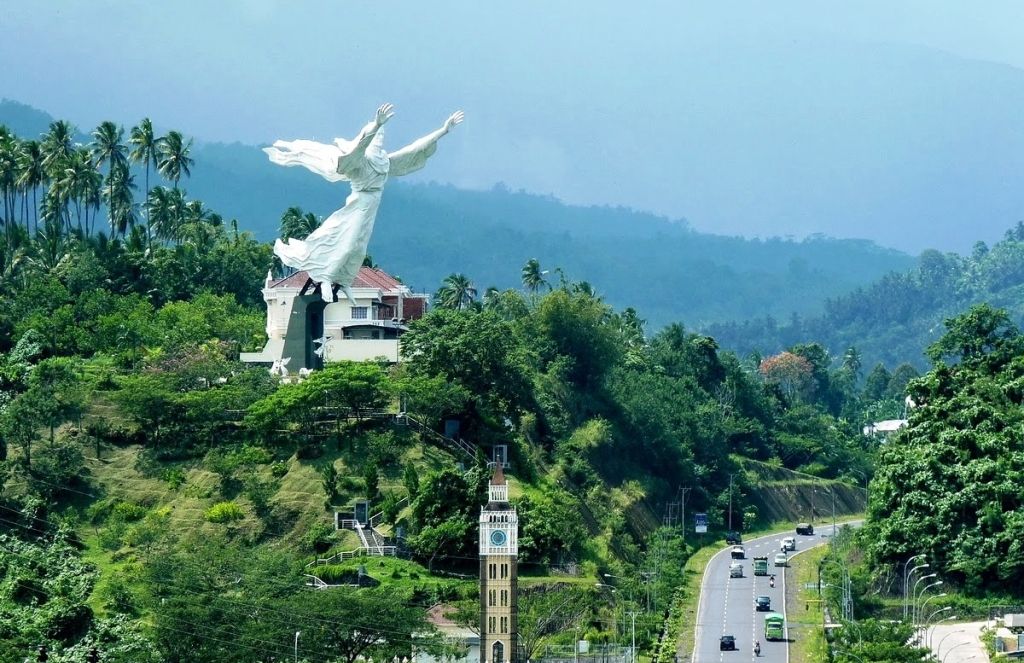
185 142 914 328
0 100 915 329
704 226 1024 370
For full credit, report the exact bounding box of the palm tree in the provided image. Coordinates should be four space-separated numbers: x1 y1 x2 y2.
54 148 96 234
104 162 137 236
91 121 128 235
521 258 549 299
483 286 501 309
147 186 186 243
278 206 319 240
157 130 193 189
0 128 21 233
41 120 76 176
29 217 72 273
434 273 477 310
16 140 46 234
130 119 161 247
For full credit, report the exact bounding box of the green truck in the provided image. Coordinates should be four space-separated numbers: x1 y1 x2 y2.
753 556 769 576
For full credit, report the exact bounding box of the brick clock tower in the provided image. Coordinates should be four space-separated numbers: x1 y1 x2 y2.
479 464 518 663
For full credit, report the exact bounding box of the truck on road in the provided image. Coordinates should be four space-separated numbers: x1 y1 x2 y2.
753 556 769 576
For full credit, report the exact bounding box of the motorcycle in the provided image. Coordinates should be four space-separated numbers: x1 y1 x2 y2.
769 576 775 588
754 642 761 657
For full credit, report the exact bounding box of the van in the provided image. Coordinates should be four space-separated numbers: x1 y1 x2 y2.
781 537 796 551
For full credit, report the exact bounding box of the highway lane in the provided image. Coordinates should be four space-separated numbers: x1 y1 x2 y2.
692 524 842 663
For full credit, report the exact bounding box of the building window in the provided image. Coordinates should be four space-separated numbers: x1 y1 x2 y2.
501 617 508 634
489 564 496 580
501 564 508 579
501 590 508 607
492 641 504 663
489 617 496 633
489 589 496 606
351 306 368 319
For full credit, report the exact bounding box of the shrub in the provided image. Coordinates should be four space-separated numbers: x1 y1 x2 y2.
303 521 335 552
111 502 148 523
270 460 289 478
162 468 187 489
205 501 244 523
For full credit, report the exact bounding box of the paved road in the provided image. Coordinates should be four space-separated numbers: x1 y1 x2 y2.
692 525 841 663
927 622 987 663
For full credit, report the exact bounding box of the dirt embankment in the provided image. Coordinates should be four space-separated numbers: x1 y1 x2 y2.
741 459 867 525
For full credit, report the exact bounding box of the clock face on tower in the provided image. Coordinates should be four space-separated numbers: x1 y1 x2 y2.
490 529 508 546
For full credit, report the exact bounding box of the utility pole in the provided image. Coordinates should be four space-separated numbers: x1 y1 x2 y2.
728 474 734 531
679 486 691 542
831 485 836 535
629 611 637 663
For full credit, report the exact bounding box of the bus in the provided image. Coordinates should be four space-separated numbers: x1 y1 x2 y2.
764 613 785 641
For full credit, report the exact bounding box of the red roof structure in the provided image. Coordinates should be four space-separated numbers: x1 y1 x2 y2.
270 267 405 291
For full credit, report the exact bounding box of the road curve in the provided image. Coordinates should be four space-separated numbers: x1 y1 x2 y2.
691 524 844 663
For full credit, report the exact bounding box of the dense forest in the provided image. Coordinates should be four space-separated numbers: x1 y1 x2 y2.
706 225 1024 371
0 114 1021 662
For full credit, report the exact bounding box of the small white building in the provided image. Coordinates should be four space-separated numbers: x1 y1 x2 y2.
240 267 429 369
862 419 908 438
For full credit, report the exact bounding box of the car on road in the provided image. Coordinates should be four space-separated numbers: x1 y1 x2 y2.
781 536 796 551
725 531 742 544
730 545 745 559
796 522 814 535
719 635 737 651
755 595 771 611
729 562 744 578
774 552 788 567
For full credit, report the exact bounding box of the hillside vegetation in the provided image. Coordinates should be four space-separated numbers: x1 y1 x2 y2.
707 225 1024 371
0 111 957 663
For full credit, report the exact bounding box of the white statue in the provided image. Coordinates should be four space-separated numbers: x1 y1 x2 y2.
269 357 291 378
265 103 464 304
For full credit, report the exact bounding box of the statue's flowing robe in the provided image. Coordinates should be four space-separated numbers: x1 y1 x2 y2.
263 121 442 300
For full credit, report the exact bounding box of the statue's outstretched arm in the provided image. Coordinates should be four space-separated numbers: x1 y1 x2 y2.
339 104 395 172
389 110 464 177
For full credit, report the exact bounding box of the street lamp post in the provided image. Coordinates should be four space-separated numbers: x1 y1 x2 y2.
901 555 927 619
941 643 973 663
913 580 943 626
294 630 301 663
927 617 958 649
920 607 952 646
909 573 936 621
934 628 965 655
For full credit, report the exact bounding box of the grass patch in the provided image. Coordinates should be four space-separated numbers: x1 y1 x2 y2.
787 544 829 663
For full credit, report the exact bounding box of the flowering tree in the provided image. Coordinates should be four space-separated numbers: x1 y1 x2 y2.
759 351 813 401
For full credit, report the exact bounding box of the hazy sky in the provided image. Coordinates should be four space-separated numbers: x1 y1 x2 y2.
3 1 1023 250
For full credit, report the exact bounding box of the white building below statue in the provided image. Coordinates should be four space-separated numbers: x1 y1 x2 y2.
240 266 429 369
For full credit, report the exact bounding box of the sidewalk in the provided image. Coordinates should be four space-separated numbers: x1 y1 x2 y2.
927 622 987 663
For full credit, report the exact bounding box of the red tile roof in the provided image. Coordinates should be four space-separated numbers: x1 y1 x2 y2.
269 270 313 289
269 267 403 291
352 267 403 290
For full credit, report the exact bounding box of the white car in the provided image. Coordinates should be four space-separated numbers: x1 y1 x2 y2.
774 553 788 567
730 545 746 559
781 537 796 551
729 562 744 578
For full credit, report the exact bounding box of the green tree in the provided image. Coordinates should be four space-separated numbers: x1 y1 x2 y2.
434 272 477 310
129 118 161 247
866 304 1024 590
521 257 549 299
157 130 193 189
278 205 319 240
